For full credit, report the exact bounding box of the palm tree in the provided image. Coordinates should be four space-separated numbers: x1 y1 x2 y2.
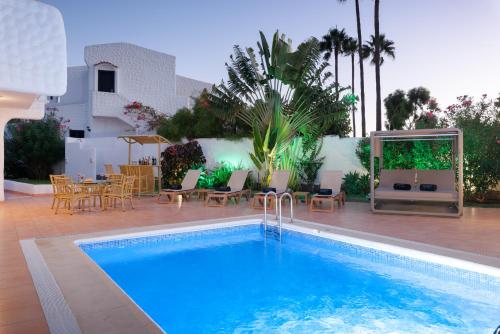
362 34 395 130
338 0 367 137
342 36 358 137
319 27 348 99
373 0 382 130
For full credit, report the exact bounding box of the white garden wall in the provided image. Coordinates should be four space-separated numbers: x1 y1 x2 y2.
65 135 364 182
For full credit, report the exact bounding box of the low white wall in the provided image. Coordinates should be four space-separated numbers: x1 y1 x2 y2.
64 135 364 182
4 180 52 195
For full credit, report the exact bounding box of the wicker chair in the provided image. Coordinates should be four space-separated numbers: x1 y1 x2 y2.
104 175 135 211
104 163 114 175
53 177 91 215
50 174 69 209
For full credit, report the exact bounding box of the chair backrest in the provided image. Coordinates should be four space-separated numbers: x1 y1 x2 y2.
379 169 455 191
379 169 414 188
227 170 249 191
269 170 290 193
124 176 136 195
320 170 343 193
104 164 114 175
107 174 124 184
417 170 455 191
52 176 71 195
181 169 201 190
119 165 129 175
50 174 69 195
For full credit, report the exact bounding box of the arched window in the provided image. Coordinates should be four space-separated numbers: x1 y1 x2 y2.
95 62 118 93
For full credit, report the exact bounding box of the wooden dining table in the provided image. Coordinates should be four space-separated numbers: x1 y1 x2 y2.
75 181 110 209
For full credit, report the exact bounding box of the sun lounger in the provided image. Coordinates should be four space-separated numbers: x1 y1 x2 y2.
310 170 345 212
205 170 250 207
158 169 201 204
251 170 290 209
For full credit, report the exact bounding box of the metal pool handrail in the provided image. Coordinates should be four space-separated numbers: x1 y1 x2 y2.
263 191 278 232
279 193 293 237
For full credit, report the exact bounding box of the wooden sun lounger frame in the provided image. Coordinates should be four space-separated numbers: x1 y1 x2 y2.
309 192 345 212
309 170 345 212
205 189 251 207
158 188 197 204
157 169 201 204
251 170 291 210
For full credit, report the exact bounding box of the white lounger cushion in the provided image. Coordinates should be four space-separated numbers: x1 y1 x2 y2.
214 170 249 194
269 170 290 194
180 169 201 191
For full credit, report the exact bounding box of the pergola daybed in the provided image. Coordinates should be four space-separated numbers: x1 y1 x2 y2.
370 128 463 217
118 135 171 195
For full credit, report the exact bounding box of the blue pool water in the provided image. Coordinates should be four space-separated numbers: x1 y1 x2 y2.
80 224 500 333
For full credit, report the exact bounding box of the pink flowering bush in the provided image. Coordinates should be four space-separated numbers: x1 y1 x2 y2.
442 94 500 201
123 101 166 132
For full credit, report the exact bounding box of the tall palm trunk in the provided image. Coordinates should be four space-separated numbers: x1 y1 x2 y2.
334 49 339 100
355 0 366 137
350 53 356 137
374 0 382 130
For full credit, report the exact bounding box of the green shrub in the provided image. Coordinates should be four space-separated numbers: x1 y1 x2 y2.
197 161 248 189
342 171 370 195
5 111 65 180
443 95 500 201
160 141 206 186
355 138 452 178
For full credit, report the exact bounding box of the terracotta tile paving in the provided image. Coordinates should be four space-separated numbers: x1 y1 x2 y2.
0 191 499 333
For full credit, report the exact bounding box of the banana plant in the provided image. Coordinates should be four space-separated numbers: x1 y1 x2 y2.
211 31 352 186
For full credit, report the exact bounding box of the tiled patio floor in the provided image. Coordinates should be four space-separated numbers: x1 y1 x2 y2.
0 192 499 333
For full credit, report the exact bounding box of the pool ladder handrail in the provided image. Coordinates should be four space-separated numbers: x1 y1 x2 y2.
263 191 294 240
278 193 294 237
263 191 278 232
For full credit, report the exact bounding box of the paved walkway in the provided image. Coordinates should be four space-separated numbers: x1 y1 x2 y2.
0 193 499 333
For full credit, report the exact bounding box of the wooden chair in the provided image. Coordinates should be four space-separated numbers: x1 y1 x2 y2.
309 170 345 212
50 174 69 209
107 173 124 184
53 178 91 215
104 163 114 175
104 175 135 211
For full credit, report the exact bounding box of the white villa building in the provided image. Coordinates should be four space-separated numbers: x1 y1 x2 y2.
0 0 67 200
48 42 212 138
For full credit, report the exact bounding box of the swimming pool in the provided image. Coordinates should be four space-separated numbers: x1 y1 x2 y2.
79 221 500 333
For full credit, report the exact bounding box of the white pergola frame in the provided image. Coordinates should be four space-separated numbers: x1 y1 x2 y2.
370 128 463 217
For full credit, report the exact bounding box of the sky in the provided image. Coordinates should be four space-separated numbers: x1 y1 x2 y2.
44 0 500 134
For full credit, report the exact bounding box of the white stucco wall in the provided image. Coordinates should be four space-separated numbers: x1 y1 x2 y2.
65 136 364 183
0 0 67 201
176 75 213 108
86 43 177 115
49 43 213 139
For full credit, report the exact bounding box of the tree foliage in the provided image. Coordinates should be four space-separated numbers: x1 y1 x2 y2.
360 94 500 202
157 90 250 142
442 95 500 201
5 111 65 180
210 31 353 186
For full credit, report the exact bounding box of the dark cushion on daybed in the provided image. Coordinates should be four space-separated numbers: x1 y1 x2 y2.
262 187 276 193
393 183 411 191
167 184 182 190
420 184 437 191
